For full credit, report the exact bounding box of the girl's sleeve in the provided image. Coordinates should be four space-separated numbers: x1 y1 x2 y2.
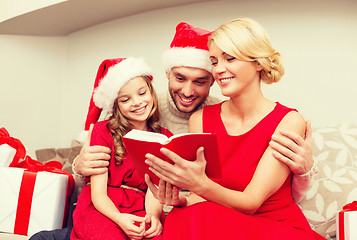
90 122 111 148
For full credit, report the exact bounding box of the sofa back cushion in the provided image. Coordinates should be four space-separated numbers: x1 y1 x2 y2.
299 123 357 239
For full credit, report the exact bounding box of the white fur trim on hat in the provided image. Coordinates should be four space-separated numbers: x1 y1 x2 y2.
163 47 212 73
93 57 152 115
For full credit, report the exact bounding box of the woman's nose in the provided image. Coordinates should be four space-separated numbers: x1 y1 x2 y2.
214 61 226 74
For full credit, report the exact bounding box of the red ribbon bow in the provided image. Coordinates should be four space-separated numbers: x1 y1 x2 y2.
339 201 357 240
342 201 357 212
15 156 75 197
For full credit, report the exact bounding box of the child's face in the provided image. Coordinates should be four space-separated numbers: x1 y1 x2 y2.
117 76 154 130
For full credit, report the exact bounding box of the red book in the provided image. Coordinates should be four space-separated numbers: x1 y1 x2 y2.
122 129 222 186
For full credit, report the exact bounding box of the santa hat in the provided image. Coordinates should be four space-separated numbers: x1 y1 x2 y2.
163 22 213 73
84 57 153 131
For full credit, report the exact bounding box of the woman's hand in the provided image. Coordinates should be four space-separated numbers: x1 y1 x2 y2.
145 175 187 207
269 120 314 175
143 214 163 238
115 213 146 240
145 147 210 193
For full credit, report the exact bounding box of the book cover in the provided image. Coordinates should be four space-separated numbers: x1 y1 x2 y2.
122 129 222 186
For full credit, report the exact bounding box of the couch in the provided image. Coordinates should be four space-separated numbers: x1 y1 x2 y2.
298 122 357 239
1 123 356 239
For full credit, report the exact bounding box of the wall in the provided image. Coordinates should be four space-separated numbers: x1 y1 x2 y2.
1 0 356 157
0 35 66 156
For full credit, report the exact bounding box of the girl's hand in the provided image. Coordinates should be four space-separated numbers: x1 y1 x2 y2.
143 214 163 238
115 213 146 240
145 175 187 207
145 147 209 193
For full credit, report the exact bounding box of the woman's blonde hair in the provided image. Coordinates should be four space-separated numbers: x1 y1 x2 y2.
107 76 161 165
209 18 284 84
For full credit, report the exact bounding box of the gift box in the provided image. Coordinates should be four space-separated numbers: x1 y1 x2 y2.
0 127 26 168
0 127 74 236
336 201 357 240
0 144 16 167
0 165 73 236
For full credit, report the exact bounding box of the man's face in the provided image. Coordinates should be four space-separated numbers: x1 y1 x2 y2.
167 67 213 114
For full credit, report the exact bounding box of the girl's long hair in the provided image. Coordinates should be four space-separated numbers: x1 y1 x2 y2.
106 76 161 165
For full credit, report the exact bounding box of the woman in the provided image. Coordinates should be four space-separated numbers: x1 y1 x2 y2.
145 18 324 239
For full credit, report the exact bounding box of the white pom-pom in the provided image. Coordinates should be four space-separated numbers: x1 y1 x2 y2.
76 131 89 144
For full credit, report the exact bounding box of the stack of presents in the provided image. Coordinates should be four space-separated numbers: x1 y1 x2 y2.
0 127 74 237
0 126 356 239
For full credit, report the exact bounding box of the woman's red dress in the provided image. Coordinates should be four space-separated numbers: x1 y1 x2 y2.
163 102 325 240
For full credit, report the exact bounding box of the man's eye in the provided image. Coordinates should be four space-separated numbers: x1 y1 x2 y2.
195 81 206 85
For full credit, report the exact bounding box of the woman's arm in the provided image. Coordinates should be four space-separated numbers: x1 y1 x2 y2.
269 120 318 203
192 110 306 214
146 110 306 214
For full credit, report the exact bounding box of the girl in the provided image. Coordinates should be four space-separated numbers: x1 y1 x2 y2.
71 57 171 240
145 19 325 240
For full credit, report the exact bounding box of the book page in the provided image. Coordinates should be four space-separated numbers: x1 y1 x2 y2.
124 129 169 144
169 132 212 140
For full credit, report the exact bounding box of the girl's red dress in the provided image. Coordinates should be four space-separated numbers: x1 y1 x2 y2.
163 102 325 240
71 120 172 240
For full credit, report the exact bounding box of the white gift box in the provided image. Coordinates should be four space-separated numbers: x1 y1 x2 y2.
0 144 16 167
0 167 69 236
336 209 357 240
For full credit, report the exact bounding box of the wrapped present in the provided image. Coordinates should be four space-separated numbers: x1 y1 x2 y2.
336 201 357 240
0 144 16 167
0 127 26 167
0 156 74 236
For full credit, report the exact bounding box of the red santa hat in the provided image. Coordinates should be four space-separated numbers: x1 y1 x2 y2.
163 22 213 73
84 57 153 131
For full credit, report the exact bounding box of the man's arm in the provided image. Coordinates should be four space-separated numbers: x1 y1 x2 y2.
269 120 318 203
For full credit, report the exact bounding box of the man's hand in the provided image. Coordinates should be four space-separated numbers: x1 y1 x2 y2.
145 175 187 207
269 120 314 175
73 124 111 177
145 147 209 195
